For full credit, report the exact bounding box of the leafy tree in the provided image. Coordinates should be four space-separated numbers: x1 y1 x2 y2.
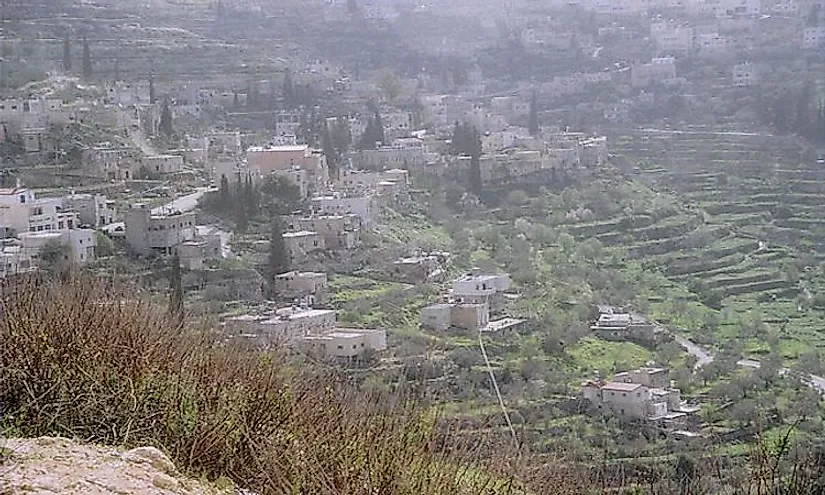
168 252 184 329
260 174 303 215
62 36 71 72
451 121 483 194
268 217 290 280
38 240 72 278
160 98 173 136
95 231 115 257
82 37 92 79
376 68 402 102
528 90 539 136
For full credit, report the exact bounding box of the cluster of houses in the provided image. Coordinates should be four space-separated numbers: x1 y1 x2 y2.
582 366 700 423
224 303 386 360
420 272 525 333
0 181 117 276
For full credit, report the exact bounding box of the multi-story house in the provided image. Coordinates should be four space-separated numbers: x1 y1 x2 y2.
282 231 325 265
0 185 81 237
582 367 700 422
311 194 377 229
124 204 196 256
287 215 361 251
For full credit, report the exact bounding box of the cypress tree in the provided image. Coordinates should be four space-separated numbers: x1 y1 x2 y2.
160 98 173 136
82 37 92 78
373 107 384 146
168 252 184 329
268 217 290 280
322 125 339 180
282 68 294 108
62 36 72 72
114 59 120 82
528 90 539 136
149 74 156 104
219 173 230 207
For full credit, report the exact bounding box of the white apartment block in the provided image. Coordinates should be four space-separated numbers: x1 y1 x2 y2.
0 186 81 237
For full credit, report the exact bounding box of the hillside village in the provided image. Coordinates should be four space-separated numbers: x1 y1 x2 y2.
1 0 825 491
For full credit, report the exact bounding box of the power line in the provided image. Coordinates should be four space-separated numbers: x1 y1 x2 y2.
477 326 518 448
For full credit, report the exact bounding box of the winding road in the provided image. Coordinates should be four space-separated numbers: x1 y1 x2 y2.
667 329 825 394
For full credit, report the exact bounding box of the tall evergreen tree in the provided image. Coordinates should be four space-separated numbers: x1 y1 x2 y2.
268 217 290 280
160 98 173 136
82 37 92 78
528 91 539 136
282 68 294 108
149 74 156 104
322 125 339 181
219 173 231 207
62 36 72 72
168 252 184 329
373 107 385 146
114 59 120 82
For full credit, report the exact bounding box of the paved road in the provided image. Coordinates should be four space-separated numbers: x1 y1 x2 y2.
668 329 825 394
151 187 215 215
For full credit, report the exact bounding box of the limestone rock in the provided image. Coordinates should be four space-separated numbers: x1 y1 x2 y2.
0 437 237 494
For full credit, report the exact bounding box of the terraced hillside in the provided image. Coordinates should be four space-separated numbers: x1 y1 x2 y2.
575 128 825 357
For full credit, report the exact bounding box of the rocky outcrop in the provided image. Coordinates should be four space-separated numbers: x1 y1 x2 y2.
0 437 234 494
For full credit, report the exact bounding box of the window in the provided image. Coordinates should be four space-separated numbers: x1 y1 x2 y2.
58 221 64 229
352 345 357 349
44 225 51 231
337 345 343 350
19 195 25 204
36 226 43 232
622 393 627 397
